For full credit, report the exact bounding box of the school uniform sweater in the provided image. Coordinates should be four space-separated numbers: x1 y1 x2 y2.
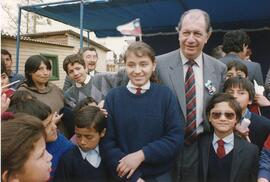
53 146 108 182
46 133 74 180
207 145 233 182
249 112 270 150
100 83 184 182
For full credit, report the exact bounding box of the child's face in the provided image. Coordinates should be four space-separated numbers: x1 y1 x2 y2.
225 86 251 113
125 53 156 87
43 114 58 142
67 62 87 84
226 67 247 80
75 126 105 152
209 102 237 138
1 72 9 88
15 137 52 182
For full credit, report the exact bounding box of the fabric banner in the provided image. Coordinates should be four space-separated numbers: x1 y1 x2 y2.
116 18 142 36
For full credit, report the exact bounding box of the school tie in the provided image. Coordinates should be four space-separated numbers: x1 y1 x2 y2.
217 139 226 159
136 88 142 95
184 60 197 145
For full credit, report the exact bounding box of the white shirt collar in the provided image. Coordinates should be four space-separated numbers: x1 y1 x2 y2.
75 74 91 88
126 80 150 94
78 145 101 168
89 70 95 77
180 50 203 68
213 132 234 144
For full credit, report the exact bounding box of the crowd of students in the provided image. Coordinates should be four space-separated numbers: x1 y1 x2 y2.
1 8 270 182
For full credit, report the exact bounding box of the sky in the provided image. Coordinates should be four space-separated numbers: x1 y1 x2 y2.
1 0 135 56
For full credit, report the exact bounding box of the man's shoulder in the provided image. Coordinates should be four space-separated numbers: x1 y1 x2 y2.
156 49 180 62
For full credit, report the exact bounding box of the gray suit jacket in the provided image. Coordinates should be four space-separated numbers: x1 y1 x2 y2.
198 133 259 182
220 53 264 85
156 49 226 182
156 49 227 126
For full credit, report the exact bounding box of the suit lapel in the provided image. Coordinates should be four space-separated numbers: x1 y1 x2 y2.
203 54 216 108
168 50 186 116
230 136 244 182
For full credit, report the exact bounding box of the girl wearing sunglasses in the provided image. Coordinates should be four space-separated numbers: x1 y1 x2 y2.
198 93 259 182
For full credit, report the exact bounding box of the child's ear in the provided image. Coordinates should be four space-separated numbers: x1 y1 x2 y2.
2 170 20 182
100 128 106 138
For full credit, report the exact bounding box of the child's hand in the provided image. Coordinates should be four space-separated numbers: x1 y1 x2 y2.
254 94 270 107
1 93 10 113
235 123 249 137
52 112 63 124
117 150 145 179
137 178 145 182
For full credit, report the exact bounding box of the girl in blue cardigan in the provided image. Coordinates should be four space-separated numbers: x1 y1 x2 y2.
101 42 184 182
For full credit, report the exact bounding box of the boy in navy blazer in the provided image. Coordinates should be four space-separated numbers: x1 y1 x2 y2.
198 93 259 182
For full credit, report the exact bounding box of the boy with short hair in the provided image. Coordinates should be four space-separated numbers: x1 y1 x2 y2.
63 54 103 108
53 105 108 182
224 77 270 150
198 93 259 182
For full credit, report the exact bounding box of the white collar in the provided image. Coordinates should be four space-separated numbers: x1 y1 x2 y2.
89 70 95 77
75 74 91 88
213 132 234 145
180 50 203 68
78 145 101 168
126 80 150 94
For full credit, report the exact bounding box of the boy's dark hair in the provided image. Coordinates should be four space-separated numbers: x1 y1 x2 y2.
206 93 242 123
74 97 98 112
63 54 85 74
1 49 12 59
25 55 51 87
8 98 51 121
9 90 36 107
74 106 105 133
226 61 248 77
223 77 255 101
222 30 250 54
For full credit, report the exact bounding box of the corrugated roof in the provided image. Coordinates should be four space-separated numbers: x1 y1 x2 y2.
1 33 73 48
23 30 111 51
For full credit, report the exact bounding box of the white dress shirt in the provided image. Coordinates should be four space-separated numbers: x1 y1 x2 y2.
126 80 150 94
75 74 91 88
180 50 204 134
212 133 234 155
79 145 101 168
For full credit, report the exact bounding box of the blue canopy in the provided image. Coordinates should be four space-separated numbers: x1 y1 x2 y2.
21 0 270 38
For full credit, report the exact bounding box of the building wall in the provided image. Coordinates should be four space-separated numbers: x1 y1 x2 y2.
67 35 108 72
1 37 74 88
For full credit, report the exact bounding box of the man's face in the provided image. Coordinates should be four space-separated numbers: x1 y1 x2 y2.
2 54 12 72
83 50 98 72
178 12 210 60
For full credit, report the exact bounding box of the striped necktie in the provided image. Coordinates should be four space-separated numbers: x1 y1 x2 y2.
184 60 197 145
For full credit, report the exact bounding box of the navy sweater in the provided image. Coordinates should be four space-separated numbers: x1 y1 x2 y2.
207 146 233 182
249 113 270 150
46 133 74 180
100 83 184 181
53 146 108 182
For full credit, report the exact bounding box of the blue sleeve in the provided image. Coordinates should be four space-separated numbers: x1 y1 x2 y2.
142 91 184 163
258 148 270 180
100 95 142 181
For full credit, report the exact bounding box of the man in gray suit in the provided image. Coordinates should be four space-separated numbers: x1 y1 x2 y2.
220 30 264 85
156 9 227 182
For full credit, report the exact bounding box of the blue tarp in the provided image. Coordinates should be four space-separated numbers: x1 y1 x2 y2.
21 0 270 38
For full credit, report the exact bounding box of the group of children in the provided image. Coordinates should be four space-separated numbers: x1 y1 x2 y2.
1 41 270 182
